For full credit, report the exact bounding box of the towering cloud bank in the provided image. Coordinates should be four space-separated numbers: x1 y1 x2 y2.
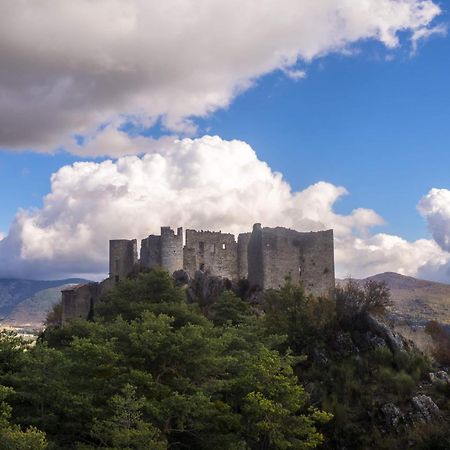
0 0 442 154
0 136 448 279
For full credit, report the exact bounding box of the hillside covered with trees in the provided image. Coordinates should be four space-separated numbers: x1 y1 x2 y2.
0 269 449 449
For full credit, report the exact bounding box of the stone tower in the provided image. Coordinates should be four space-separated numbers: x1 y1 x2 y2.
109 239 138 284
160 226 184 275
140 227 183 275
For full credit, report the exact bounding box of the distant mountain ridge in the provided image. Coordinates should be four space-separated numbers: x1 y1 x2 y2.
2 272 450 329
339 272 450 326
0 278 90 327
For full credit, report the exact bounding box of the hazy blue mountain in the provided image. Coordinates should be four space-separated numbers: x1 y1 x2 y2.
0 278 89 326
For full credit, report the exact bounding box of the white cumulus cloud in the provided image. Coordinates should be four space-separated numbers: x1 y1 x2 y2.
0 0 442 154
0 135 448 280
418 188 450 252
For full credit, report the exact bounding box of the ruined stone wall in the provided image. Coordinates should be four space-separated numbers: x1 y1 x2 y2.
140 235 161 269
247 224 264 287
248 225 334 298
61 283 99 325
109 239 138 284
184 230 238 279
237 232 252 279
297 229 335 299
160 227 183 275
62 223 335 327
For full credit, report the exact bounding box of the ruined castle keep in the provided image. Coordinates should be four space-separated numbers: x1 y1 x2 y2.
61 224 335 324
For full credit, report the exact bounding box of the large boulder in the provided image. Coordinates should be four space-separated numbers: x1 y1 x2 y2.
363 314 413 353
411 395 439 423
381 403 403 429
428 370 450 385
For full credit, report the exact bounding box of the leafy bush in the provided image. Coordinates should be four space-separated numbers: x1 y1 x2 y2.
208 290 253 326
263 278 336 353
336 279 391 324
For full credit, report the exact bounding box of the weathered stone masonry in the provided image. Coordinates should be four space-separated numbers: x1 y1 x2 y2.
247 224 335 298
61 224 335 324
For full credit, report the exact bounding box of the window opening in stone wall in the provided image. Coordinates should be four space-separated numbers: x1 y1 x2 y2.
298 266 302 276
212 244 216 254
115 275 119 283
199 241 205 253
222 243 226 250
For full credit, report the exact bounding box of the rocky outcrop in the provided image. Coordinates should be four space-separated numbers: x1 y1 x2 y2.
411 395 440 423
185 270 233 306
363 314 413 353
173 269 190 286
381 403 403 429
363 331 387 350
332 332 359 357
428 370 450 385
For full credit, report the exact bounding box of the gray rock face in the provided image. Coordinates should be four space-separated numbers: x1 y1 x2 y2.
173 269 190 286
186 270 231 305
364 314 412 353
435 370 450 383
428 370 450 385
333 333 359 357
381 403 403 428
411 395 439 423
364 331 387 350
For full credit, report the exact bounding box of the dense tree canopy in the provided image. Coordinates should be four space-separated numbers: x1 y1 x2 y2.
0 269 449 449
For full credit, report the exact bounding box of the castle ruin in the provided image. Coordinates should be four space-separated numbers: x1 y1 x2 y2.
61 224 335 324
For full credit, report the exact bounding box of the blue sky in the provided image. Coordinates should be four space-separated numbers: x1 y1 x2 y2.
1 0 450 280
202 36 450 241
